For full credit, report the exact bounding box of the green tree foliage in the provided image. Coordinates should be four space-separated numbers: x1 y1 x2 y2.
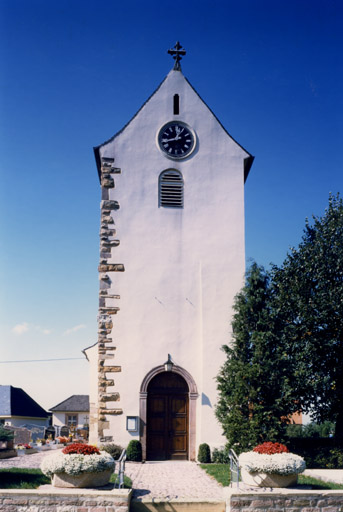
0 426 14 442
286 421 335 439
272 194 343 438
215 263 298 451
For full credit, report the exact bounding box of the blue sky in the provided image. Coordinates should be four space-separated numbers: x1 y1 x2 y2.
1 0 342 412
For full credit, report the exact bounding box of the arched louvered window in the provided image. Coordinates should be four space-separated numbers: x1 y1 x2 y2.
159 170 184 208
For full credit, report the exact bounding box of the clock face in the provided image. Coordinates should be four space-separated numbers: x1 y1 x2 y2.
158 121 196 159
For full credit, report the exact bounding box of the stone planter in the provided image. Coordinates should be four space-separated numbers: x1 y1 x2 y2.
52 469 113 488
241 468 298 488
25 448 38 455
17 448 26 456
0 449 17 459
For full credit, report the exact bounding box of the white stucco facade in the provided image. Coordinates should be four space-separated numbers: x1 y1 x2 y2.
91 68 253 458
52 412 89 429
2 417 49 428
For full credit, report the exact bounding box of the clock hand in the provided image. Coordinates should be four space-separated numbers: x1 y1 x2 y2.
163 136 181 142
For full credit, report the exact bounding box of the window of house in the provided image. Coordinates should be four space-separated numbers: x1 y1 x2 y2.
159 170 184 208
65 414 78 427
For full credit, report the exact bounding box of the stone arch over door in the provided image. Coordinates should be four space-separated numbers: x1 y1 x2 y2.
140 365 198 461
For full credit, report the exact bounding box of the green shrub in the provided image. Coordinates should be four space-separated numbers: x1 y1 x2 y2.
0 426 14 442
198 443 211 463
126 440 142 462
212 446 231 464
100 443 123 460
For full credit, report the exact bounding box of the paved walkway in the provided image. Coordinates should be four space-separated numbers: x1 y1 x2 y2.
125 461 224 501
304 469 343 484
0 452 225 501
0 450 49 470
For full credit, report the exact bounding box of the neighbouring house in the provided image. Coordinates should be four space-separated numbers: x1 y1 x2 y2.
0 385 50 427
50 395 90 430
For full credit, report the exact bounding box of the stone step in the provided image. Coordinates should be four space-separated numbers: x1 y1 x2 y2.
130 499 226 512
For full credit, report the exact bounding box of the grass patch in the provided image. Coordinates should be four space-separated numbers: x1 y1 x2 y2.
0 468 50 489
200 464 230 487
199 465 343 490
110 473 132 488
0 468 132 489
298 475 343 490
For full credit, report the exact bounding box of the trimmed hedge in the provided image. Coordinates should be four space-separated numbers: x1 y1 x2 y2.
126 440 142 462
198 443 211 463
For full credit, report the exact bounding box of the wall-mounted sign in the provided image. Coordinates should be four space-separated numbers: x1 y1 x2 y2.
126 416 138 432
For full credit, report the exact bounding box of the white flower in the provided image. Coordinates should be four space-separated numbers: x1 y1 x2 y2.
41 451 115 477
239 451 306 475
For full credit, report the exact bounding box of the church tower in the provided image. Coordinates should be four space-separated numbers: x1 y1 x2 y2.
89 43 253 460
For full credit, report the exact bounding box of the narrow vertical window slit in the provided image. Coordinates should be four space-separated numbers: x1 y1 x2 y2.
173 94 180 115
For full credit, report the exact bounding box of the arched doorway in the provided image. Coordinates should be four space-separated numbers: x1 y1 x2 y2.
140 365 198 461
147 372 188 460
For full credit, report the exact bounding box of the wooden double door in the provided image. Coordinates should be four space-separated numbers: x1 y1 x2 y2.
147 372 189 460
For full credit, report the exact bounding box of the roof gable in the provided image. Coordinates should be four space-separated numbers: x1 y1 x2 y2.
50 395 89 412
0 385 48 418
94 69 253 181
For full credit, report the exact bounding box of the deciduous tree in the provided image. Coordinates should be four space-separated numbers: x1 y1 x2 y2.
272 194 343 439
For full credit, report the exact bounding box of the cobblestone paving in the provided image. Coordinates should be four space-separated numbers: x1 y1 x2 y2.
0 453 225 501
125 461 225 500
0 450 51 469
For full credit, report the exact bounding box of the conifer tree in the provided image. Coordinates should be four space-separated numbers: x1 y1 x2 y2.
216 263 296 451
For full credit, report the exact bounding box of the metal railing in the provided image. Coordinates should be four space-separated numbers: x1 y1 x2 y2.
114 449 127 488
229 448 240 488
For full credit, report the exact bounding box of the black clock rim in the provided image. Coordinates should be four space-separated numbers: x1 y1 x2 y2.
157 121 196 160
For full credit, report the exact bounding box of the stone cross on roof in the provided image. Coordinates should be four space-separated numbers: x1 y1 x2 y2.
168 41 186 71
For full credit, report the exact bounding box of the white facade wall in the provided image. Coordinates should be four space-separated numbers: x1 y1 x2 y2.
2 417 49 427
52 412 89 429
95 69 251 452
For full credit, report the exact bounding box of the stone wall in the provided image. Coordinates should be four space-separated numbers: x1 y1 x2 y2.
97 157 123 442
6 426 31 446
228 490 343 512
0 488 131 512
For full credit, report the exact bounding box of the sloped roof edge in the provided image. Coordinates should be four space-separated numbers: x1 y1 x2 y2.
50 394 89 413
183 76 254 182
94 73 169 181
0 386 49 418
